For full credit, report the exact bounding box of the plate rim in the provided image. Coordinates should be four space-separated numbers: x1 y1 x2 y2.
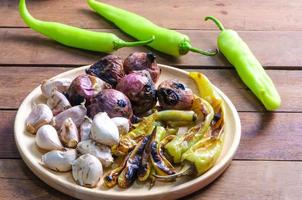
14 64 241 199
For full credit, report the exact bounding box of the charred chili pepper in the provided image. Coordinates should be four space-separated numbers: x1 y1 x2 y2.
150 126 176 176
87 0 217 57
157 110 197 122
117 135 151 188
205 16 281 111
19 0 154 53
112 113 156 155
165 97 214 163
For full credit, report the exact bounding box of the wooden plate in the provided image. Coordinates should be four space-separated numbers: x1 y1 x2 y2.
14 64 241 200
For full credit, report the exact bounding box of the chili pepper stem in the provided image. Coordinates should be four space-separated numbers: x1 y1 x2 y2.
114 35 155 50
204 16 225 31
153 164 193 181
189 46 218 56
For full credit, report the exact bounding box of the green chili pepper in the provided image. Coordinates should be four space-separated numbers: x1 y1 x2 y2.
165 97 214 163
19 0 154 53
205 16 281 111
112 114 157 156
87 0 217 57
157 110 197 122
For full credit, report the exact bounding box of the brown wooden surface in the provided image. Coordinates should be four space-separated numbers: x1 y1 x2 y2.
0 0 301 199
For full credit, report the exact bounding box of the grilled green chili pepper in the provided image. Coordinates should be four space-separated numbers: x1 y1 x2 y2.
103 155 129 188
205 16 281 111
19 0 154 53
118 135 151 188
112 114 156 156
157 110 197 122
165 97 214 163
150 126 176 176
87 0 217 57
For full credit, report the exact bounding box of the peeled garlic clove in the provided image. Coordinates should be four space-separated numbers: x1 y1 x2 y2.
91 112 119 146
80 117 92 141
77 140 113 167
36 125 63 151
72 154 103 188
26 104 53 134
47 90 71 115
59 118 79 148
111 117 130 135
41 149 77 172
41 78 71 98
52 105 87 130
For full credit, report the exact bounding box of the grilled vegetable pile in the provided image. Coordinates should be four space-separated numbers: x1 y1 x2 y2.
25 52 224 189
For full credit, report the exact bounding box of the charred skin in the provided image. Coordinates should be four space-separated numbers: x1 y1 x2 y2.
123 52 161 83
87 89 133 119
116 72 157 115
158 79 194 110
117 135 151 188
86 55 125 88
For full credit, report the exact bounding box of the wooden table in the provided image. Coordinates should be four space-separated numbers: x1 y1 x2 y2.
1 0 301 199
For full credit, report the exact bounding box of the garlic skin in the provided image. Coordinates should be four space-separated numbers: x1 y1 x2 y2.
111 117 130 135
59 118 79 148
79 118 92 141
41 78 71 98
26 104 53 134
52 105 87 130
72 154 103 188
36 125 63 151
47 90 71 115
77 140 113 167
91 112 119 146
41 149 77 172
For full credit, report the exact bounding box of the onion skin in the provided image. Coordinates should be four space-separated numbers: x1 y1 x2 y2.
116 72 157 115
157 79 194 110
86 55 125 88
87 89 133 119
123 52 160 83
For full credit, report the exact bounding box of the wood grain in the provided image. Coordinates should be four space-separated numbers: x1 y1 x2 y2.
2 0 302 31
0 67 301 112
2 110 302 160
0 159 301 200
1 28 302 67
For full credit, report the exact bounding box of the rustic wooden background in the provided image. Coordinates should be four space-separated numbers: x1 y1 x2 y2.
0 0 301 199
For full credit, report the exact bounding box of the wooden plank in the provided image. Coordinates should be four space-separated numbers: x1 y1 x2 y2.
2 0 302 31
0 67 301 112
0 159 301 200
1 28 302 67
2 110 302 160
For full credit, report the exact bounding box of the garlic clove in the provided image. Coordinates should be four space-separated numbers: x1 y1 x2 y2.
77 140 113 167
41 78 71 98
52 105 87 130
36 125 63 151
79 117 92 141
111 117 130 135
72 154 103 188
41 149 77 172
91 112 119 146
59 118 79 148
47 90 71 115
26 104 53 134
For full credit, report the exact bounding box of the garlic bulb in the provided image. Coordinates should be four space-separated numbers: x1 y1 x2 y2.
79 118 92 141
72 154 103 188
77 140 113 167
47 90 71 115
91 112 119 146
111 117 130 135
41 149 77 172
52 105 87 129
41 78 71 98
26 104 53 134
59 118 79 148
36 125 63 151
